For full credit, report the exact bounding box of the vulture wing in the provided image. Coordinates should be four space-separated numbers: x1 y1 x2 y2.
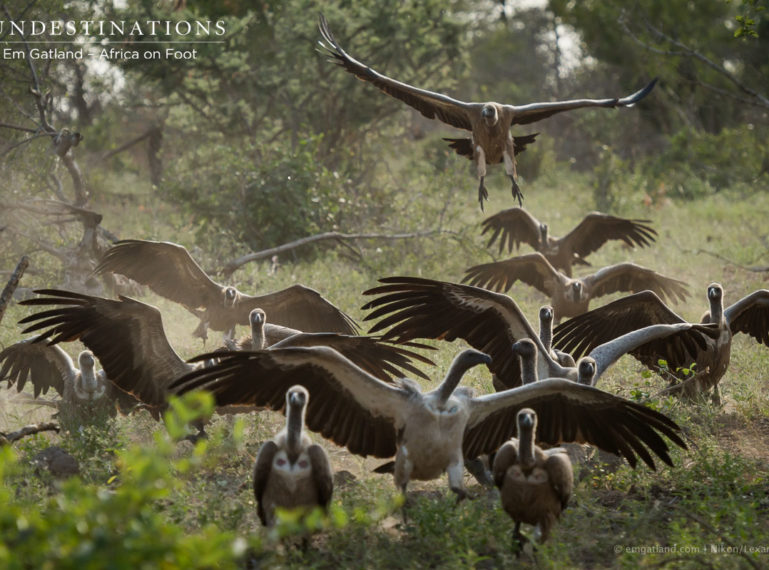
0 339 74 397
464 378 686 469
507 78 657 125
362 276 544 387
724 289 769 346
480 207 543 254
552 291 687 359
18 289 190 409
171 346 408 458
561 213 657 259
95 239 224 314
462 252 561 297
583 263 689 304
319 14 474 131
238 285 358 334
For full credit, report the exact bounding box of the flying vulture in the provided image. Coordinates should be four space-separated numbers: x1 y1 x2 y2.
318 14 656 209
480 208 657 276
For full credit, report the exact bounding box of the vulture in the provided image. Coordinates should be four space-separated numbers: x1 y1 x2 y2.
362 277 719 390
254 385 333 527
170 345 686 501
16 290 432 417
553 285 769 404
538 306 575 368
94 239 358 342
0 340 139 422
318 14 656 209
480 208 657 276
462 252 689 321
493 408 573 545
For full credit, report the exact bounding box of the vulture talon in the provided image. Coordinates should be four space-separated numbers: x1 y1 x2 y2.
509 176 524 206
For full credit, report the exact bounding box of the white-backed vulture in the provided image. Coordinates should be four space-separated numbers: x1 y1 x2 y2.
538 306 575 368
94 239 358 342
318 15 656 209
493 408 573 545
0 340 140 421
552 285 769 403
462 252 689 321
254 385 333 527
170 346 686 501
362 277 718 390
481 208 657 276
16 290 432 416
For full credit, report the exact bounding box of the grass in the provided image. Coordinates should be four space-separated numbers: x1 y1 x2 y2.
1 158 769 568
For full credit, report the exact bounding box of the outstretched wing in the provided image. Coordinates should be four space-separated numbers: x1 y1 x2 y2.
507 78 657 125
561 213 657 259
462 252 561 297
0 339 74 397
480 207 543 254
552 290 687 359
362 276 542 387
584 264 688 304
18 289 190 409
238 285 358 335
171 346 407 458
318 14 474 131
724 289 769 346
95 239 224 313
465 378 686 469
270 333 435 382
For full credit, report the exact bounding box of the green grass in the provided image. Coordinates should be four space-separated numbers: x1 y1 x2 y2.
1 161 769 568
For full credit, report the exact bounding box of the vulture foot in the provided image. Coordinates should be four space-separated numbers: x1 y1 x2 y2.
509 175 524 206
478 178 489 211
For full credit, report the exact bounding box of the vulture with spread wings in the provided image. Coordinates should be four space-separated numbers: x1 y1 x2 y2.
480 208 657 276
318 14 656 209
16 290 432 417
94 239 357 342
553 285 769 403
362 277 717 391
171 345 686 500
462 252 689 321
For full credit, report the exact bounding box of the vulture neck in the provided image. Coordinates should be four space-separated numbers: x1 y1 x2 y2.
285 400 305 463
708 292 724 325
75 361 100 400
250 320 266 350
517 347 538 385
517 420 537 471
539 313 553 353
435 352 484 406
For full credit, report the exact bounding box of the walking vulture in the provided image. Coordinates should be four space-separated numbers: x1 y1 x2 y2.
94 239 358 342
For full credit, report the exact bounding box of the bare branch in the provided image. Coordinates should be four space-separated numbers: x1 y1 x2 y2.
0 255 29 325
219 229 451 278
0 423 60 445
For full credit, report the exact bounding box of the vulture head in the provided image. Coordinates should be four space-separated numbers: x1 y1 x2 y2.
577 357 596 386
481 104 499 126
223 286 238 307
567 281 585 302
708 283 723 303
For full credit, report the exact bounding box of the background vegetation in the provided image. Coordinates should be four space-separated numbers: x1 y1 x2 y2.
1 0 768 567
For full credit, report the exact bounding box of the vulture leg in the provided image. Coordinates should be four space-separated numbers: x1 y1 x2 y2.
476 145 489 210
447 459 468 503
503 141 523 206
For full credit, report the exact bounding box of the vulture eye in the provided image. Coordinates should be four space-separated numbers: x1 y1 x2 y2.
298 460 309 468
276 458 287 467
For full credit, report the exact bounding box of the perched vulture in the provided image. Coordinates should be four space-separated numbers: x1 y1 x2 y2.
16 290 432 416
480 208 657 276
362 277 718 390
462 252 689 321
553 285 769 403
318 14 656 209
171 346 686 501
253 385 333 527
0 340 140 422
94 239 357 342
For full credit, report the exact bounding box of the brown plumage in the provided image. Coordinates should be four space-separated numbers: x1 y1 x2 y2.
493 408 573 545
94 239 357 342
552 284 769 403
318 14 656 209
462 252 689 321
16 290 430 416
171 346 686 503
481 208 657 276
362 276 717 391
253 385 333 527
